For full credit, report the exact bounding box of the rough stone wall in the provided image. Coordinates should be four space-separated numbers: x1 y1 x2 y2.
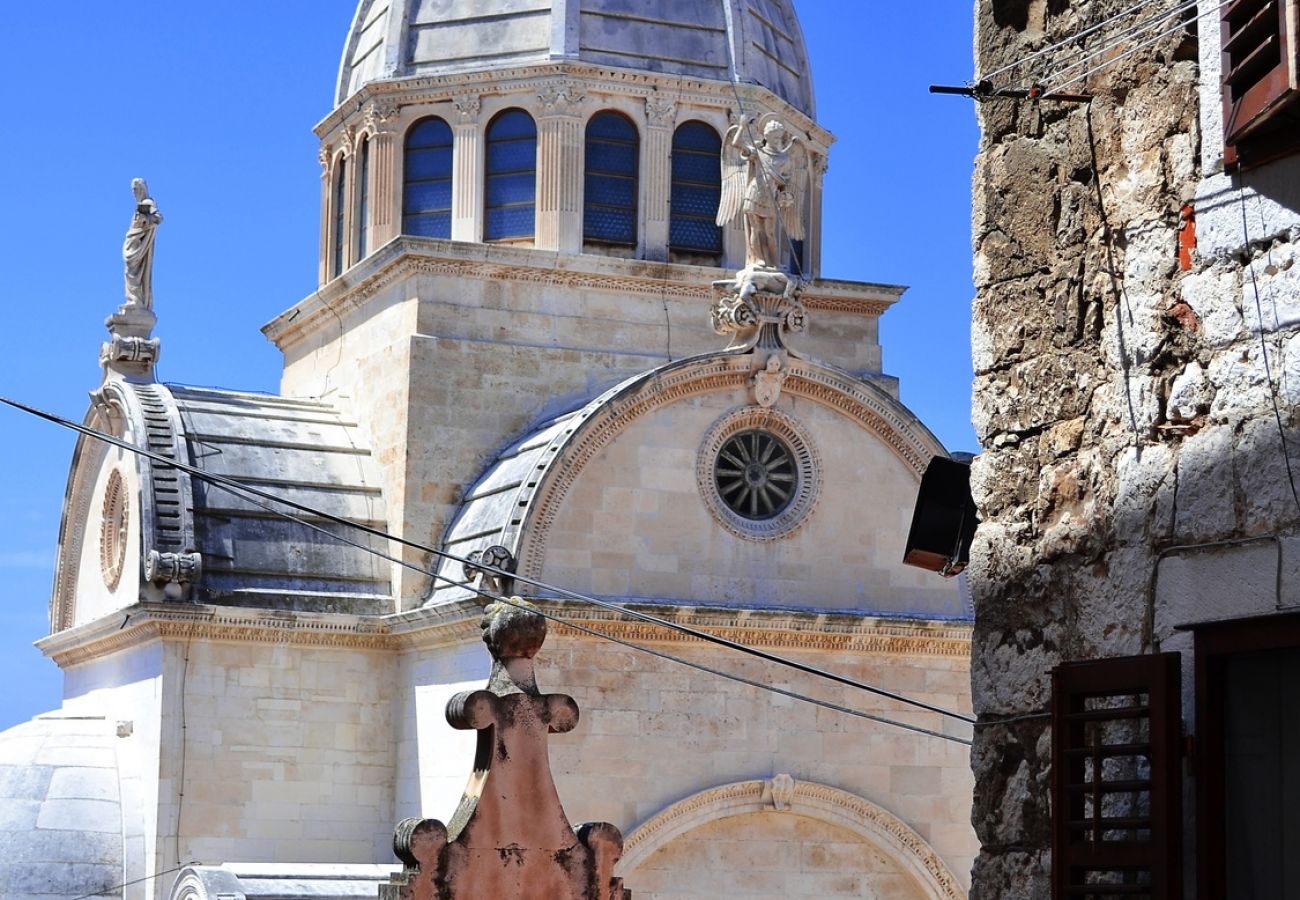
969 1 1199 895
970 1 1300 896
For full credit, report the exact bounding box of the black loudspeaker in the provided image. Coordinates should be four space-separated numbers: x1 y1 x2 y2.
903 456 978 577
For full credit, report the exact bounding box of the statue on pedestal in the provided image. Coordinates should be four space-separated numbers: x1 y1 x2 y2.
717 116 808 270
123 178 162 310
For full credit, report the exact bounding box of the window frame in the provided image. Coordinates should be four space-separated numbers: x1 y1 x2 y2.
1050 652 1183 900
669 120 724 261
356 137 371 261
1222 0 1300 169
1193 611 1300 899
332 155 348 279
484 109 538 243
402 116 455 240
583 111 640 251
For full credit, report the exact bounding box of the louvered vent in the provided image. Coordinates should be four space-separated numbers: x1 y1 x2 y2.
1051 653 1183 899
1222 0 1300 165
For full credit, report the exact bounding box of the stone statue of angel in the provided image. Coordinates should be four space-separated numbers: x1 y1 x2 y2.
123 178 162 310
717 115 808 270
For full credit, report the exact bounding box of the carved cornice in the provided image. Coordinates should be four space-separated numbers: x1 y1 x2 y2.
265 244 899 350
320 61 831 148
619 778 967 899
38 600 969 669
497 355 947 583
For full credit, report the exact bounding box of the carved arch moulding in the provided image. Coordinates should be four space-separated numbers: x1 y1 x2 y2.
618 778 966 900
511 355 948 581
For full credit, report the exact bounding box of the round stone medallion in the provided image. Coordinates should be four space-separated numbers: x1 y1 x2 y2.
100 469 129 590
697 408 820 541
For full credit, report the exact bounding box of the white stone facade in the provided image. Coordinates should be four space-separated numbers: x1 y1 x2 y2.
0 2 979 898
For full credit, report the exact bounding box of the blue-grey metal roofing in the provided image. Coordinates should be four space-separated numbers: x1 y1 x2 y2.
168 386 393 610
337 0 817 116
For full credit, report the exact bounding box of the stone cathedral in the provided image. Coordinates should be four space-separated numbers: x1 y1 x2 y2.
0 2 977 898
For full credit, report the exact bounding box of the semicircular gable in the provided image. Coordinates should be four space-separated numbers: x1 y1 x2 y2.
433 353 957 615
618 778 966 899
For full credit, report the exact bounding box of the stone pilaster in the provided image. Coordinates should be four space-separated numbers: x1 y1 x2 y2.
643 95 676 261
451 94 482 243
807 153 827 279
536 82 587 252
364 101 402 250
318 145 332 287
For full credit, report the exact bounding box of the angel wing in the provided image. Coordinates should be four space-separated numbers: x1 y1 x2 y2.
779 137 809 242
716 124 748 228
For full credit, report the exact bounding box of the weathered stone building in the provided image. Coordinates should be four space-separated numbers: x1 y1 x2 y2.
970 0 1300 896
0 2 980 899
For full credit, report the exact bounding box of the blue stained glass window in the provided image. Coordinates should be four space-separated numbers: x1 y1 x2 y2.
670 122 722 255
403 117 453 239
357 138 371 260
486 110 536 241
333 158 347 278
584 112 638 246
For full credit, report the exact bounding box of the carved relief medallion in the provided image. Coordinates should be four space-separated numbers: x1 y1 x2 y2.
697 408 820 541
100 469 130 590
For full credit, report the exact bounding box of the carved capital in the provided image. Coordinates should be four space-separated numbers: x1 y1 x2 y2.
363 100 401 133
100 335 161 369
645 94 677 127
318 145 332 169
452 93 482 122
145 550 202 585
537 82 587 117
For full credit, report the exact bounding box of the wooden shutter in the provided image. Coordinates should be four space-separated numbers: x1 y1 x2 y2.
1223 0 1300 167
1051 653 1183 899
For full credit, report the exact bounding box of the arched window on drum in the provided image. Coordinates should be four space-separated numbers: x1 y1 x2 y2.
332 156 348 278
403 117 454 239
485 110 537 242
584 112 639 253
669 121 723 264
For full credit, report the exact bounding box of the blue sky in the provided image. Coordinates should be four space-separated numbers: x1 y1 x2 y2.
0 3 979 731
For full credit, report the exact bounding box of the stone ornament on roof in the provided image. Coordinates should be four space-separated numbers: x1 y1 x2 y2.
103 179 163 380
380 599 629 900
123 178 162 311
718 115 808 271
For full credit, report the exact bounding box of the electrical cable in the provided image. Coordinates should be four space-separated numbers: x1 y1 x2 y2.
981 0 1167 82
40 400 969 745
1034 0 1201 88
1043 0 1230 94
1237 184 1300 515
0 393 976 726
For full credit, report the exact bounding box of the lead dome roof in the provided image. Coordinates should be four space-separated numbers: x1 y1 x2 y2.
338 0 816 116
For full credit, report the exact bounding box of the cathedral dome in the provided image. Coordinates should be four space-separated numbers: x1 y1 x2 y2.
337 0 816 116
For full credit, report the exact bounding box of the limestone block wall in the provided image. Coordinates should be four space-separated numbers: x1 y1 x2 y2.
969 1 1300 896
537 386 966 615
271 243 895 604
396 626 977 897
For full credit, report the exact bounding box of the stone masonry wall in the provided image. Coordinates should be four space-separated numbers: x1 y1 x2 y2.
971 1 1300 896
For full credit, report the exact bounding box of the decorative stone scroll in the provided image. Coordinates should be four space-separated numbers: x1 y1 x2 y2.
380 599 629 900
711 265 808 357
145 551 202 595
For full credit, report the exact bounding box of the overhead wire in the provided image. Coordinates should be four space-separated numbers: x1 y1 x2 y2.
980 0 1167 82
1033 0 1200 87
0 393 976 729
1043 0 1230 94
189 475 971 747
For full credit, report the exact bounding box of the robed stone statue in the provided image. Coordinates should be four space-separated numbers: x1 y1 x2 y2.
717 116 809 270
123 178 162 310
